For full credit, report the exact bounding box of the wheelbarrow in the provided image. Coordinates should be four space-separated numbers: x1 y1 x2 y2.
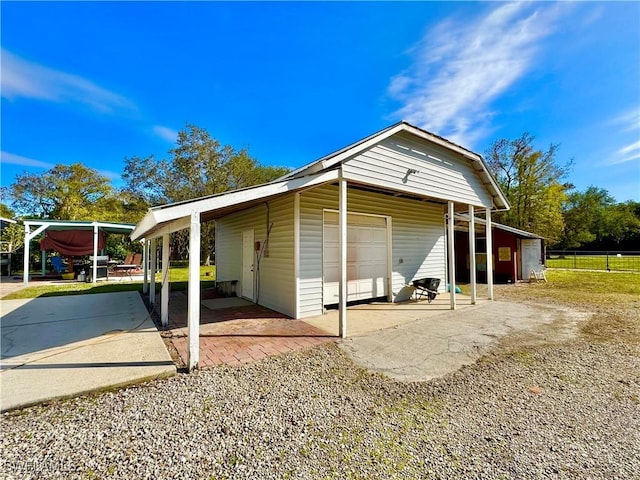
411 277 440 303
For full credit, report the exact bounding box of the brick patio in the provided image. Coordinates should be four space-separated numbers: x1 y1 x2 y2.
163 290 335 368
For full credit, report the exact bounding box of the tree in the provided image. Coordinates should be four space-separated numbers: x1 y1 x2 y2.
598 201 640 250
10 163 114 220
6 164 148 264
560 187 615 249
0 202 13 218
559 188 640 250
122 123 290 263
123 124 290 204
486 133 572 246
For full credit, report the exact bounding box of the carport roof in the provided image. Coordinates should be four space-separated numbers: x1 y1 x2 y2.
454 214 544 239
24 219 136 235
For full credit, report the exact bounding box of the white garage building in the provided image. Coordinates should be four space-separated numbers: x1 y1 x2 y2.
131 122 510 370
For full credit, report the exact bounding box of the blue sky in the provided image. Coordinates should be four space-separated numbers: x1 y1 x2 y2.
2 1 639 204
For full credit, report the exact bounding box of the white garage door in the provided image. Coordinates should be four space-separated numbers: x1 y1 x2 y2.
323 211 388 305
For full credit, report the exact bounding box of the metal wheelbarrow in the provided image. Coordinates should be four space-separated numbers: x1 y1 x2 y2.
411 277 440 303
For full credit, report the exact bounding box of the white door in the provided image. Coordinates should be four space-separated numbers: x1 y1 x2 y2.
242 229 254 301
323 212 388 305
521 239 541 280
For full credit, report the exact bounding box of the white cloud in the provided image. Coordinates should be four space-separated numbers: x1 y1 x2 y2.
609 145 640 165
610 109 640 133
0 151 54 169
387 3 567 146
619 140 640 156
1 48 136 114
153 125 179 143
1 151 122 181
605 110 640 165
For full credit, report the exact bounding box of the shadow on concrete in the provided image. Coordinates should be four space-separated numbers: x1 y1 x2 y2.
0 291 176 412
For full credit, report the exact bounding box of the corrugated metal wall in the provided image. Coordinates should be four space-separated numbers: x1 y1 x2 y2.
215 195 295 317
299 184 446 318
343 131 493 208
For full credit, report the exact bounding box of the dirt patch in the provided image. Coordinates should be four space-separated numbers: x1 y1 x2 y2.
496 303 591 352
493 283 640 346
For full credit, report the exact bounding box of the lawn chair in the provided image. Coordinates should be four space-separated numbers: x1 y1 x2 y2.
131 253 143 272
411 277 441 303
113 253 142 278
51 256 66 274
529 266 547 283
119 253 134 266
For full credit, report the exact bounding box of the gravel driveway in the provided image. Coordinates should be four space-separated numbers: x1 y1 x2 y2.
2 292 639 479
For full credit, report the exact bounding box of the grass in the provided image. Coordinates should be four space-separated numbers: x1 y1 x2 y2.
2 265 216 300
540 269 640 296
493 269 640 344
546 254 640 272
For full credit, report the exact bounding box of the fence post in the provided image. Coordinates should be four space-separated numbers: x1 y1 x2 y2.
606 252 610 271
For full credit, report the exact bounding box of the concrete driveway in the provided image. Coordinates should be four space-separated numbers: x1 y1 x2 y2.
1 291 175 411
319 297 587 381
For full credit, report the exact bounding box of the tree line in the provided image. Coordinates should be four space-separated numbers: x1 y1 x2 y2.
486 133 640 250
2 124 639 267
0 124 289 264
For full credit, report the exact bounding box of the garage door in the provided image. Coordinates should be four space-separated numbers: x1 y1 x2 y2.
323 211 388 305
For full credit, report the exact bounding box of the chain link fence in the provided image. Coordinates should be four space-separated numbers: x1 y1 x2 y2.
546 251 640 272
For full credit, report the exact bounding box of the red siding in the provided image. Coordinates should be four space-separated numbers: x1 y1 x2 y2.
455 229 519 283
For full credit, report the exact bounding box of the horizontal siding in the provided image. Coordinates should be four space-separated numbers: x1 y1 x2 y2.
299 190 325 317
342 132 493 208
298 184 446 317
260 196 295 316
215 196 295 317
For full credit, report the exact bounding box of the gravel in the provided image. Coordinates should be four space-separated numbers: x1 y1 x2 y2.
2 317 639 479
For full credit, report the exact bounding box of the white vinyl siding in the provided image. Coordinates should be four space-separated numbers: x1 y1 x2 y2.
215 195 295 317
299 184 445 318
342 131 493 208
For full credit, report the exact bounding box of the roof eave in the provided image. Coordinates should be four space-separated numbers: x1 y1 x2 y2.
131 169 341 240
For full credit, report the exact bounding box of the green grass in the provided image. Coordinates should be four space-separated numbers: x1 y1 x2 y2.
2 265 216 300
460 269 640 306
546 254 640 272
542 269 640 296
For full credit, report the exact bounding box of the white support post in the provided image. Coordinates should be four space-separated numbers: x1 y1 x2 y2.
92 224 99 284
23 224 30 285
486 208 494 300
161 233 170 327
338 174 347 338
468 205 477 304
188 210 201 371
149 238 157 306
22 223 52 285
293 192 300 319
447 201 456 310
142 239 149 295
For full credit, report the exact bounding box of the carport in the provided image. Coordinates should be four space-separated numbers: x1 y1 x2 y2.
22 220 136 285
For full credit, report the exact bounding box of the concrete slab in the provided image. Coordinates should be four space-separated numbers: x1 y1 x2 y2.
0 277 27 298
331 298 587 382
303 296 484 337
0 291 176 411
202 297 253 310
